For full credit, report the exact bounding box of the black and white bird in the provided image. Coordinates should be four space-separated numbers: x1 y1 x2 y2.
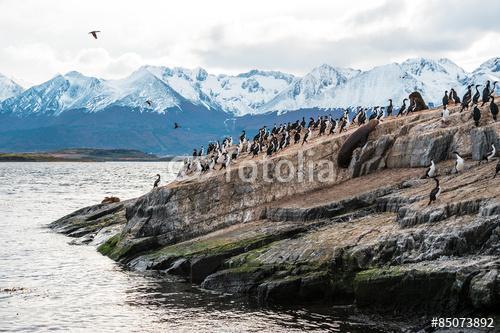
153 174 161 188
472 85 481 105
490 96 498 121
424 160 436 178
481 81 491 106
450 88 461 104
397 99 407 117
442 105 449 123
453 151 465 173
442 90 449 107
461 85 472 112
481 144 496 163
302 128 310 145
472 104 481 127
387 99 393 117
369 106 379 120
428 177 441 206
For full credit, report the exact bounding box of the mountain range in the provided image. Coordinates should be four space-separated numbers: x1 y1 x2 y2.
0 57 499 154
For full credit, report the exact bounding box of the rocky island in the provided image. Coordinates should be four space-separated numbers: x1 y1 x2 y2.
50 99 500 328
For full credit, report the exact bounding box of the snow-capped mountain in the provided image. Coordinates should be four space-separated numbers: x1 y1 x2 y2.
1 57 500 117
260 64 360 112
0 74 24 102
144 65 295 115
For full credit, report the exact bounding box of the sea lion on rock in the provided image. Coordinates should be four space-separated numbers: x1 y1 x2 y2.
101 196 120 204
337 119 379 168
407 91 429 113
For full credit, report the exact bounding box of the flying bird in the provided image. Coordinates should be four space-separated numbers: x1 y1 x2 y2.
88 31 101 39
145 100 153 107
174 122 180 129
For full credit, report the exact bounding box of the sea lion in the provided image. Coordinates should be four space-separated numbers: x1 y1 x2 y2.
408 91 429 113
101 196 120 204
337 119 379 168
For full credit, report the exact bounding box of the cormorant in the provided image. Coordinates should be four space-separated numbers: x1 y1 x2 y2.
481 144 496 163
424 160 436 178
453 152 465 173
490 96 498 121
294 130 301 144
472 104 481 126
174 122 180 129
145 100 153 107
88 31 100 39
442 91 449 107
153 174 160 188
490 81 498 97
397 99 407 116
472 85 481 104
442 105 449 123
369 106 379 120
428 177 441 206
239 130 246 143
192 148 197 157
302 128 310 145
481 81 491 106
461 85 472 112
387 99 393 117
450 88 461 104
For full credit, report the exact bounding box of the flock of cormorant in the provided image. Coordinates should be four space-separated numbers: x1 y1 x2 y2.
153 80 499 207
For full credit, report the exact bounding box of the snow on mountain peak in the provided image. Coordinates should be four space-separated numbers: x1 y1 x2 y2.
0 73 24 102
2 57 500 116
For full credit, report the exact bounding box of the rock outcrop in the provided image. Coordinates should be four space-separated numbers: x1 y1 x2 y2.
49 99 500 325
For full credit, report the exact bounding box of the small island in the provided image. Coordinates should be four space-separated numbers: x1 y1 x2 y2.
0 148 173 162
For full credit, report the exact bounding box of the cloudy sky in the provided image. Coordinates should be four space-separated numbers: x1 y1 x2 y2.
1 0 499 86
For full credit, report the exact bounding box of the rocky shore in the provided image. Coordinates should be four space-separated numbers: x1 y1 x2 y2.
50 100 500 328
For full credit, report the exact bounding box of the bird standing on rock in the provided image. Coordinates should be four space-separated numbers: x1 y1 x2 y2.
424 160 436 178
481 81 491 106
442 90 449 107
481 144 497 164
428 177 441 206
397 99 407 116
387 99 393 117
153 174 160 188
450 88 461 104
461 85 472 112
472 104 481 127
490 96 498 121
453 152 465 173
441 105 449 124
472 85 481 105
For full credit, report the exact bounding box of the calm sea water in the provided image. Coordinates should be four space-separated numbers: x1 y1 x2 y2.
0 162 385 333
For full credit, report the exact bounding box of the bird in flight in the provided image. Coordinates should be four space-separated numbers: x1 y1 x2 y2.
88 31 101 39
174 122 180 129
145 100 153 107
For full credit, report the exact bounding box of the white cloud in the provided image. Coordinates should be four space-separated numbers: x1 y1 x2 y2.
0 0 499 86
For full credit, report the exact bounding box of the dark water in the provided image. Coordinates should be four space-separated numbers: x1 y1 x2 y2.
0 162 386 332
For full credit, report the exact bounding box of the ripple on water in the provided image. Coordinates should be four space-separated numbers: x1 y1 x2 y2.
0 162 386 333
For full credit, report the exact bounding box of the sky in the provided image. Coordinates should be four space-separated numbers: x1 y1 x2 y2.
1 0 500 87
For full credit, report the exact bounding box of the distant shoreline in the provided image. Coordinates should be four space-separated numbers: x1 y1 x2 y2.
0 148 177 162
